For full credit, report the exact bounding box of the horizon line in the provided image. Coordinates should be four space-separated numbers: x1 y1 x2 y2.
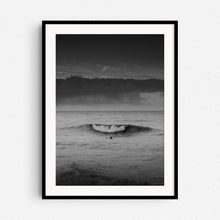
56 75 164 81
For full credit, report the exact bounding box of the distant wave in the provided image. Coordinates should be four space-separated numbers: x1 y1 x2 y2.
66 124 153 135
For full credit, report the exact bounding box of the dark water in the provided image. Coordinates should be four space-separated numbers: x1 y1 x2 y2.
56 111 164 185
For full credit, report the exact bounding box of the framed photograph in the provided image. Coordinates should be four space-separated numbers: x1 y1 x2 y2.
42 20 178 199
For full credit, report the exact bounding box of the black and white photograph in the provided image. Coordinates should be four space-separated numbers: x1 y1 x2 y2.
43 21 177 198
56 34 165 186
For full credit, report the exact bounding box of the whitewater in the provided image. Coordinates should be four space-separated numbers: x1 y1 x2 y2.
92 124 126 133
56 111 164 185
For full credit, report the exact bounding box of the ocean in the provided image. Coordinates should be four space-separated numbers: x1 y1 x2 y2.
56 111 164 185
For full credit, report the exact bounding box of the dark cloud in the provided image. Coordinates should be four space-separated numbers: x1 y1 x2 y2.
56 62 163 80
56 76 163 104
56 35 164 80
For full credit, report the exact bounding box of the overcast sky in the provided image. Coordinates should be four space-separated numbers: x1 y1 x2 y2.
56 35 164 111
56 35 164 79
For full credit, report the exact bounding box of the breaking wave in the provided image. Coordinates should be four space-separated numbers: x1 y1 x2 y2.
66 124 153 135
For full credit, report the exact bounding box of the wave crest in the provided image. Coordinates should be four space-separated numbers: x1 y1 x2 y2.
92 124 126 133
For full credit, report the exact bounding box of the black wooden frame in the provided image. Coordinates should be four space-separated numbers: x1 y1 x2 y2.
42 20 178 199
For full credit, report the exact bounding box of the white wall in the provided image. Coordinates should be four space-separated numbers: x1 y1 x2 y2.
0 0 220 219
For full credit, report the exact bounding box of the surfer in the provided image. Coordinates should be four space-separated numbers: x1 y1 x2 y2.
110 136 113 139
